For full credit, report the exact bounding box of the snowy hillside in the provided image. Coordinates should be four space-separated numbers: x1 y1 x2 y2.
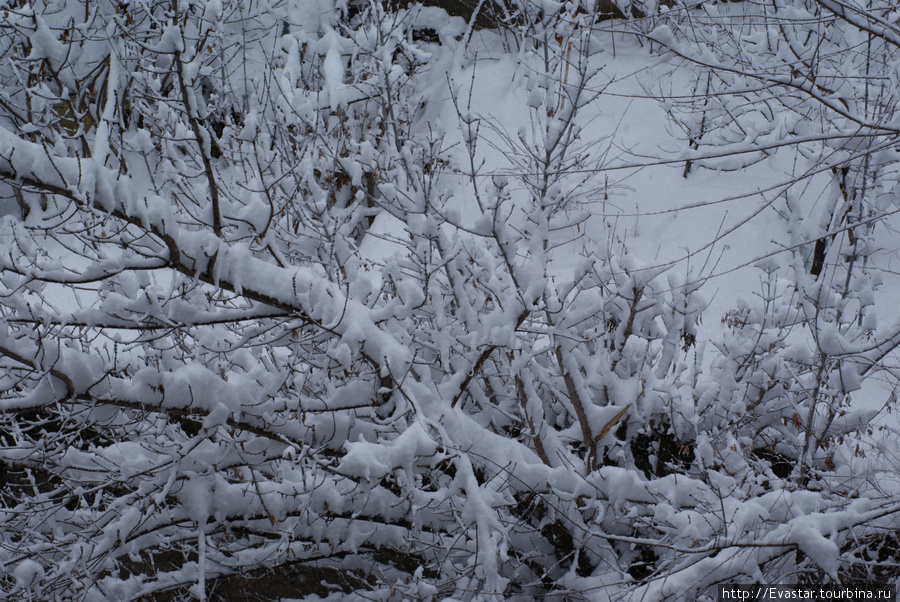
1 0 900 600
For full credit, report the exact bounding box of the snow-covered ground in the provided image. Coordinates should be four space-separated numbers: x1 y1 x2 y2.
354 22 788 318
424 24 900 417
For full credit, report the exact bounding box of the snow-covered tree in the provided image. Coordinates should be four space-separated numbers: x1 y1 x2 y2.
1 0 899 600
638 0 900 590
